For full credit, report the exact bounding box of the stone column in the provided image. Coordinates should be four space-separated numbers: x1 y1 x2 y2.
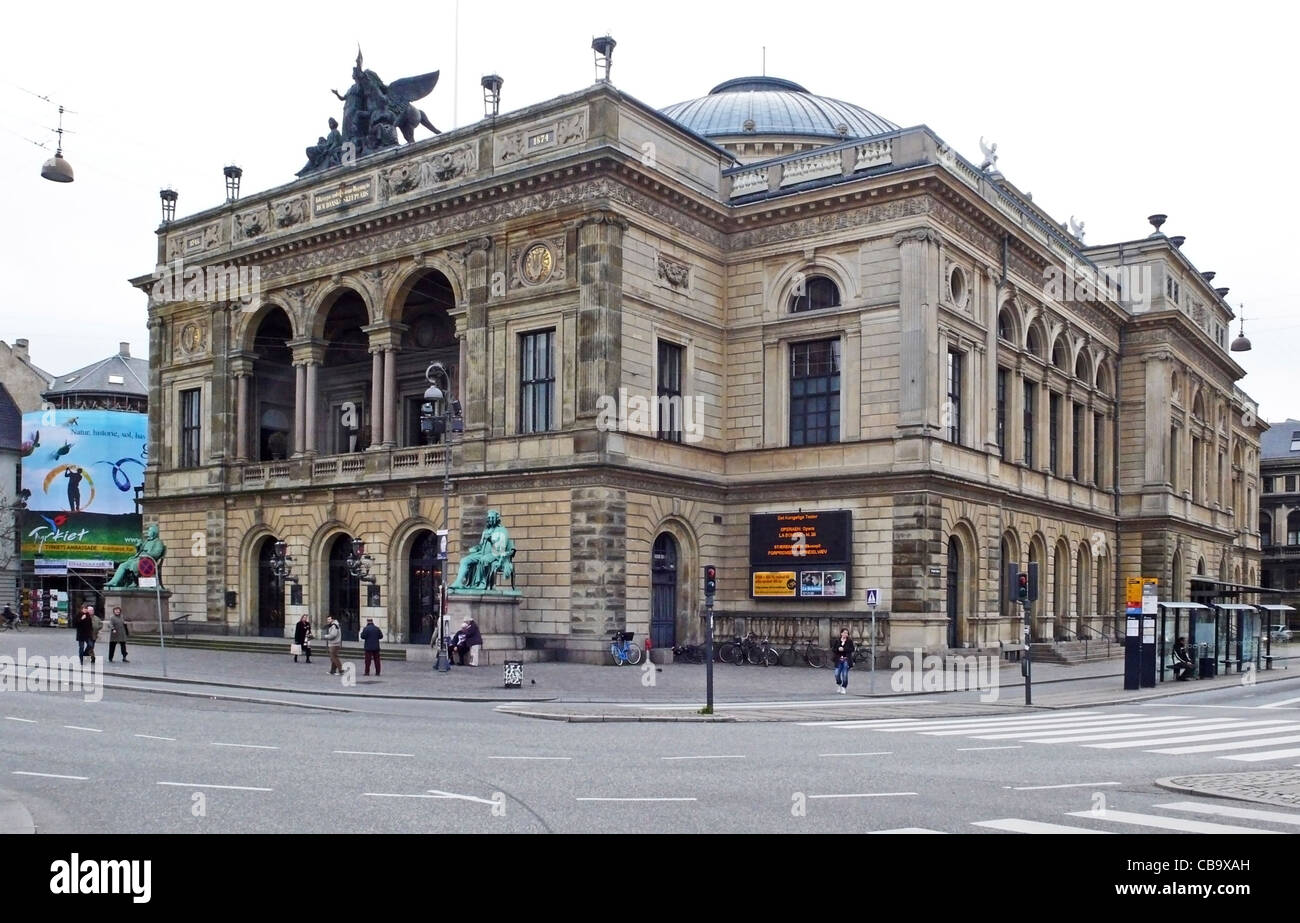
983 270 1001 456
293 362 306 456
1143 353 1171 486
894 229 942 436
1082 398 1095 485
383 348 398 447
370 348 383 449
1011 361 1025 465
305 361 320 455
145 315 164 489
574 213 627 435
461 237 493 450
230 354 254 463
208 305 232 465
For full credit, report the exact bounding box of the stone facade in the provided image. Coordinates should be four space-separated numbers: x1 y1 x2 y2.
132 79 1264 661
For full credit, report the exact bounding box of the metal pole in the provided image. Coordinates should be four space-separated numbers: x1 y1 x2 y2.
1022 599 1031 705
155 579 167 678
705 602 714 712
870 603 877 693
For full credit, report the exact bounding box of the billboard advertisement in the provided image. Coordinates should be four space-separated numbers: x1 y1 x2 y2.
20 410 146 568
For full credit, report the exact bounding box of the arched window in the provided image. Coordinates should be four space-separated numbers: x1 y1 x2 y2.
997 309 1015 343
1052 337 1070 372
790 275 841 313
1259 511 1273 545
1288 511 1300 546
1026 326 1043 358
1074 351 1090 383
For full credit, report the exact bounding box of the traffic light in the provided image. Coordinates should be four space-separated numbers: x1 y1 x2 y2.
1017 572 1029 602
704 564 717 597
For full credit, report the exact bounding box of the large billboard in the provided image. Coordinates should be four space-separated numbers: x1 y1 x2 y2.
20 410 146 568
749 510 853 599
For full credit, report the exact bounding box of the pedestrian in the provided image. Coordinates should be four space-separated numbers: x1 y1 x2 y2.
108 606 130 663
1172 636 1195 681
360 618 383 676
293 614 313 663
323 614 343 675
74 603 97 665
833 627 854 694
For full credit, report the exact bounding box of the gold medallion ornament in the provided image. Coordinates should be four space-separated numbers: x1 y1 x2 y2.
182 323 203 353
521 243 554 284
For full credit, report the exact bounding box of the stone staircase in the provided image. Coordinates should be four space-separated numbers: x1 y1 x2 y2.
1029 639 1122 665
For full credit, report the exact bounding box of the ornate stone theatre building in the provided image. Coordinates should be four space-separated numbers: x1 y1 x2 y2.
133 63 1264 661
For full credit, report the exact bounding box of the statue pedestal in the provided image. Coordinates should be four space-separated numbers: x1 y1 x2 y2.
445 591 533 665
104 588 172 633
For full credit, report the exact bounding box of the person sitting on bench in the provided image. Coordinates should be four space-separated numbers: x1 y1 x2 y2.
1172 636 1195 680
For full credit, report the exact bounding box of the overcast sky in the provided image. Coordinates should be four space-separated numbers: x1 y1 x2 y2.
3 0 1295 421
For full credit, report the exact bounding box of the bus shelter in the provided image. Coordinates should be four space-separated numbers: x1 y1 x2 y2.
1156 602 1211 683
1257 603 1296 669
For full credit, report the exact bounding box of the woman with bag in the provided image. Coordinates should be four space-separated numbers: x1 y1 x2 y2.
833 627 855 694
293 614 313 663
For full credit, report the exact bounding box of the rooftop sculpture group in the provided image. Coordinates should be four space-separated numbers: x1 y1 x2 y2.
298 48 441 177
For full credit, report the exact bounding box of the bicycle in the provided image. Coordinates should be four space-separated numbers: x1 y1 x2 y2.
0 613 24 632
751 635 781 667
610 630 642 666
792 637 826 668
672 641 707 664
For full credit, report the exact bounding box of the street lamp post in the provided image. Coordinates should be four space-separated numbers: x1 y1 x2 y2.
344 538 372 640
421 361 462 673
269 541 294 634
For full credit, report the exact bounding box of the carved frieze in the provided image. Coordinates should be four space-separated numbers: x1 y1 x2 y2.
494 109 588 165
273 195 309 229
655 253 690 290
235 207 268 240
166 221 223 261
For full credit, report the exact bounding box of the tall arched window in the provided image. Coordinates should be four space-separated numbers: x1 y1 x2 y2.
790 275 841 313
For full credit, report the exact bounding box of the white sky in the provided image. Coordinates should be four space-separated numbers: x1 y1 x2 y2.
2 0 1295 420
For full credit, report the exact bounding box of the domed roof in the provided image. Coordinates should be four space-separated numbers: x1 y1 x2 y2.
661 76 898 143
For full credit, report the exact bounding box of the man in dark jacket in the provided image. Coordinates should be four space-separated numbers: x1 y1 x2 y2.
449 619 484 666
75 604 97 664
360 618 384 676
108 606 130 663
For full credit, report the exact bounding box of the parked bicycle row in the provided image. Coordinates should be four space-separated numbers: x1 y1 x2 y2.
667 632 875 668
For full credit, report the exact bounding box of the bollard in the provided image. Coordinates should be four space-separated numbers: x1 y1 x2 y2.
503 659 523 689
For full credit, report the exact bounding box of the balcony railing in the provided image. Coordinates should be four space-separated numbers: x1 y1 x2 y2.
238 446 448 488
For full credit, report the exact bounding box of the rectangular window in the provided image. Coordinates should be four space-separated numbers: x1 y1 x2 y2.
1049 393 1061 476
946 350 962 445
1288 475 1298 493
657 341 684 443
996 369 1008 459
789 338 841 447
1071 402 1083 480
1023 380 1036 468
1093 413 1104 487
519 329 555 434
180 388 201 468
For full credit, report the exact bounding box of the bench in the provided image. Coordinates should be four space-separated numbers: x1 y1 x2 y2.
999 641 1026 662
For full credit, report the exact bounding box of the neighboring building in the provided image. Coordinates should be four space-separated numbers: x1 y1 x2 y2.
0 384 21 605
0 338 55 413
1260 420 1300 622
42 342 148 413
131 62 1265 659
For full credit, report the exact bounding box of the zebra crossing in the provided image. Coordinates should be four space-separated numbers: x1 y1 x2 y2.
800 709 1300 764
871 801 1300 834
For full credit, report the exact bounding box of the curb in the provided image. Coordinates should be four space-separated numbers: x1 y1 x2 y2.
495 707 737 723
1153 774 1300 810
0 791 37 834
102 680 353 712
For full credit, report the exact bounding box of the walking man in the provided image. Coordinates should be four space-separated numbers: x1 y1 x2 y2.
324 614 344 675
108 606 130 663
360 618 383 676
833 627 854 694
74 603 97 664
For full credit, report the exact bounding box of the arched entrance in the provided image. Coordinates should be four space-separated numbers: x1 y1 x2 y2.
251 307 294 460
651 533 678 648
946 536 961 648
408 529 443 645
256 537 284 637
328 534 361 641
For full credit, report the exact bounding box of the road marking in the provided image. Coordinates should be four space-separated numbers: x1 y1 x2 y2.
637 698 912 711
134 734 177 742
1157 801 1300 826
957 746 1023 751
365 793 449 799
158 782 272 792
1066 809 1280 834
954 717 1198 739
870 827 946 833
12 771 88 781
4 716 37 724
426 789 498 805
1091 724 1300 751
1008 720 1250 744
1259 696 1300 709
1005 782 1121 791
333 750 415 757
842 710 1112 730
973 819 1111 834
661 755 746 761
808 792 917 799
819 752 893 757
487 756 572 761
903 715 1162 735
575 797 697 802
1222 746 1300 762
211 742 279 750
63 725 102 733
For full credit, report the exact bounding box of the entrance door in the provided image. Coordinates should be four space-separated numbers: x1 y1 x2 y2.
257 538 284 637
409 530 441 645
328 534 361 641
651 533 678 648
946 536 960 649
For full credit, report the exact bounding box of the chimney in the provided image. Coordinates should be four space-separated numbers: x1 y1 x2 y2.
14 338 29 361
119 341 130 358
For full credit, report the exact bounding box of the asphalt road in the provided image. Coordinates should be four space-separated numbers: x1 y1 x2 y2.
4 674 1300 834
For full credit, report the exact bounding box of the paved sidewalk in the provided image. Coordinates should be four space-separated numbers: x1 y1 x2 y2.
1156 770 1300 809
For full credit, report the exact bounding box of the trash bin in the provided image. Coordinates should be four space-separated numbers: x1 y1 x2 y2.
503 659 523 689
1199 656 1215 679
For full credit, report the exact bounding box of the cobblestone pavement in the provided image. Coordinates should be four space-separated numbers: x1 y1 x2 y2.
1156 770 1300 809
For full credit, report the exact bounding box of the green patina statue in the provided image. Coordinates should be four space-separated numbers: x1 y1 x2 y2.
450 509 516 591
106 524 167 589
